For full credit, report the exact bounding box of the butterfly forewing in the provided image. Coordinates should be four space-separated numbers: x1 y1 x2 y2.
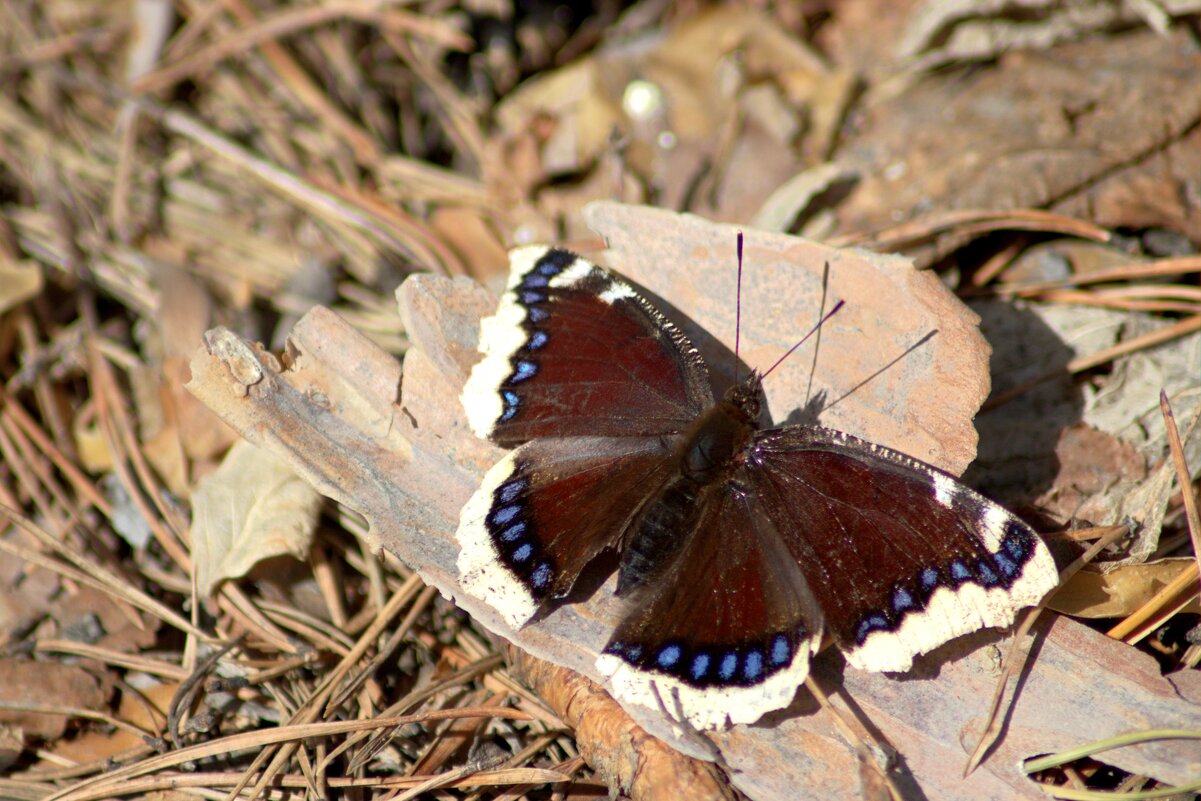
748 426 1058 673
460 247 712 446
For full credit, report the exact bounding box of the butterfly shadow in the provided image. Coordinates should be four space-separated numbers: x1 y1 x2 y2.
753 650 933 801
526 550 623 625
961 299 1084 509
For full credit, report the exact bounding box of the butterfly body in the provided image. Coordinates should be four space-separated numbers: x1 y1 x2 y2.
617 384 760 595
457 245 1058 729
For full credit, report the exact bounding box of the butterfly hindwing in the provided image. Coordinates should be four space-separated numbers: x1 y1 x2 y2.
457 435 675 628
748 426 1058 672
460 247 712 446
597 483 824 728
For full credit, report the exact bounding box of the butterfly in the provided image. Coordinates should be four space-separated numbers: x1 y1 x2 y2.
455 245 1058 729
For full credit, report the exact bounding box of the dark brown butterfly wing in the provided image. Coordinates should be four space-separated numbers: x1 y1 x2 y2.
747 425 1058 672
597 478 824 728
458 434 673 627
460 247 712 446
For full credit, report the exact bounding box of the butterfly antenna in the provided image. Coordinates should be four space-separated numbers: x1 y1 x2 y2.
828 329 937 409
804 262 832 405
734 231 744 385
761 299 846 382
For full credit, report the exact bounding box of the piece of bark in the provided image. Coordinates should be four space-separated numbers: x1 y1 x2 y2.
186 204 1201 800
833 29 1201 255
506 644 742 801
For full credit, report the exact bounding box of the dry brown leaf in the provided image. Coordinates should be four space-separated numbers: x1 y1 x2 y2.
190 438 322 596
47 584 158 654
1051 558 1201 618
52 680 176 765
834 28 1201 252
0 259 42 315
72 400 113 474
492 7 852 236
1035 424 1147 524
0 659 105 740
0 532 61 641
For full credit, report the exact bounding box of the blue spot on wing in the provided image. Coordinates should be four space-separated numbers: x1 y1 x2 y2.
536 258 566 276
976 560 999 586
920 566 940 590
855 613 890 644
530 562 553 589
993 550 1018 578
950 560 972 582
743 650 764 681
491 505 520 526
510 359 537 382
770 635 791 666
498 522 526 542
497 479 526 504
718 653 738 681
526 330 548 350
511 543 532 562
657 645 682 669
1004 532 1029 560
690 653 711 680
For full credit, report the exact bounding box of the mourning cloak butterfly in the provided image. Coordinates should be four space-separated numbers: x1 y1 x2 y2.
456 245 1058 729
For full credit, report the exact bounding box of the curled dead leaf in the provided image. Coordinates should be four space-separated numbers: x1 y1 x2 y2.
1050 558 1201 618
190 439 321 596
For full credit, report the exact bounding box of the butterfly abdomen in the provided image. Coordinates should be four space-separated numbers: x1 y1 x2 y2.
615 400 755 596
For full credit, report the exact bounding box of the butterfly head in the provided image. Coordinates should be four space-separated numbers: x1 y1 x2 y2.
723 371 764 427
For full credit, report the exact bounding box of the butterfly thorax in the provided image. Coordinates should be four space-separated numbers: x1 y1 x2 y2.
614 377 763 595
679 399 756 483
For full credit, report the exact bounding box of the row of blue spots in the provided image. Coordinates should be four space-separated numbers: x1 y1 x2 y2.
605 631 798 689
852 529 1037 645
496 252 573 422
487 470 555 597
